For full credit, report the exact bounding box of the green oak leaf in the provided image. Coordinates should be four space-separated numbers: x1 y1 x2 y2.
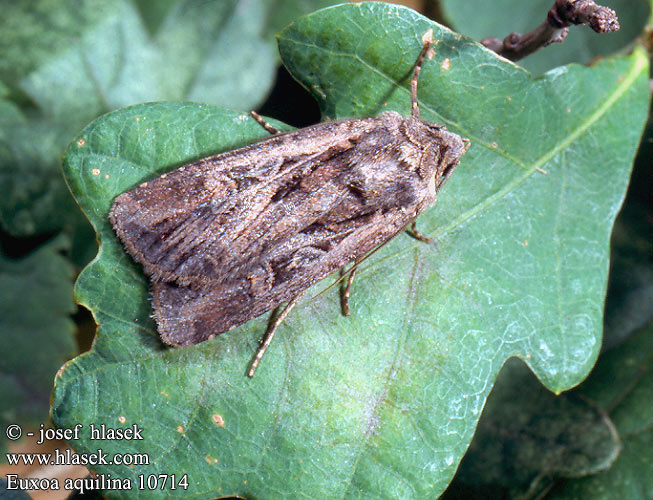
0 234 76 454
440 0 650 75
52 3 649 499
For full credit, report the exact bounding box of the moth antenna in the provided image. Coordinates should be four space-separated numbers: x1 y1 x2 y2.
411 29 434 120
248 291 305 377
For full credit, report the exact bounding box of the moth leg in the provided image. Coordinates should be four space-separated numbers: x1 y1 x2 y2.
409 220 433 243
248 291 305 377
340 267 358 316
250 111 281 135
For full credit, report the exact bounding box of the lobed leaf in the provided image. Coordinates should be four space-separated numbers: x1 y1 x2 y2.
53 3 649 498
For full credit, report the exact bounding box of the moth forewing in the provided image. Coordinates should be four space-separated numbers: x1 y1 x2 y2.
109 29 468 376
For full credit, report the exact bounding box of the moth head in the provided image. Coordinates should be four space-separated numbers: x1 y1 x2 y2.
435 129 468 191
417 121 468 196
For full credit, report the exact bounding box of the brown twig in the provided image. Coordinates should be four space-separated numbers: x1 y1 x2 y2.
482 0 620 62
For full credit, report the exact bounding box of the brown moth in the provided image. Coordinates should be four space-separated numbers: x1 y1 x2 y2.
109 30 468 376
